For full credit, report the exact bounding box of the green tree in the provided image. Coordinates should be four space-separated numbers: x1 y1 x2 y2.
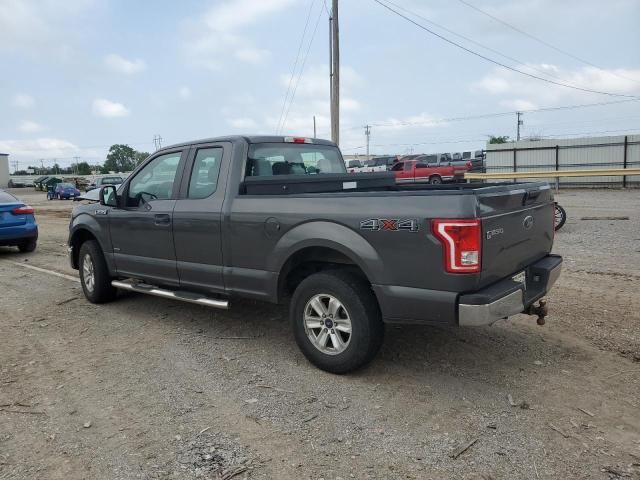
74 161 93 175
135 151 150 166
103 144 137 173
488 135 510 144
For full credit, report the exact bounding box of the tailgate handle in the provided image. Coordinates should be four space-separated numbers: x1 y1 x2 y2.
522 190 541 205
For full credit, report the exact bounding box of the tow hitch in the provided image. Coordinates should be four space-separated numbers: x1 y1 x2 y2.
525 299 548 326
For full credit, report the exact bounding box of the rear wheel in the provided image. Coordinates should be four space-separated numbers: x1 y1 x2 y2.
17 237 37 253
79 240 117 304
291 270 384 374
429 175 443 185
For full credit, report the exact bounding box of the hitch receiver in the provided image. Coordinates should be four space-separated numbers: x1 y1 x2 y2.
525 299 548 326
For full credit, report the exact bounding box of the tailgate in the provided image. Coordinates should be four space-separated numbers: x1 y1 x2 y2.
0 203 27 228
478 185 555 285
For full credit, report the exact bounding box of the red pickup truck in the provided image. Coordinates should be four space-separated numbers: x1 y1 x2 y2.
391 157 470 184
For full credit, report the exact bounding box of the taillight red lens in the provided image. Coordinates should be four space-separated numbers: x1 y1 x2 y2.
432 219 481 273
11 206 34 215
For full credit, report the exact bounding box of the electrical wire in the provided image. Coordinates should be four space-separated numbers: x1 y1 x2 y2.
372 0 639 99
276 0 317 134
280 2 325 133
379 0 594 88
455 0 640 85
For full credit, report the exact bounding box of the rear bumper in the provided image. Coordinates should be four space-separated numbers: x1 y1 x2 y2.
372 254 562 326
0 225 38 245
458 255 562 326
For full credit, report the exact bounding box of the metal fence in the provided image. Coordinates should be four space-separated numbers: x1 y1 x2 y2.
484 134 640 187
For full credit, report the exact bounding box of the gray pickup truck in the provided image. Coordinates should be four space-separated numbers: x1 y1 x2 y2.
68 135 562 373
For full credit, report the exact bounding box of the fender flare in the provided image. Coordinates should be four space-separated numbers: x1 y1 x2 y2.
269 221 385 284
69 215 115 274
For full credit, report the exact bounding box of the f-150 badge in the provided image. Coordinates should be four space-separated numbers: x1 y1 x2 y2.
360 218 419 232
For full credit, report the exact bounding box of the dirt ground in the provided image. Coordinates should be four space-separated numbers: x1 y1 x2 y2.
1 188 639 480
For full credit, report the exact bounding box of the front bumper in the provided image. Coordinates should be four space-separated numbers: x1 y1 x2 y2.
458 255 562 326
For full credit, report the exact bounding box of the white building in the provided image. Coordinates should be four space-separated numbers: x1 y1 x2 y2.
0 153 9 188
485 134 640 187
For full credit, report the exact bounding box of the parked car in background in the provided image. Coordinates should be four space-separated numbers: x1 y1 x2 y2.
54 183 81 200
86 176 124 192
361 156 399 172
347 159 363 173
0 189 38 252
391 158 456 184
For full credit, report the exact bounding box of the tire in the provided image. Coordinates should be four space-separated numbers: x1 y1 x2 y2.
17 237 37 253
554 203 567 231
429 175 443 185
78 240 117 304
290 270 384 374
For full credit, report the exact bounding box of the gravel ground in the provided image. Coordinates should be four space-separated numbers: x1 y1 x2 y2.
1 188 639 479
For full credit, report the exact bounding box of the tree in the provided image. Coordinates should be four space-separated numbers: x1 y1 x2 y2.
134 151 150 166
488 135 510 144
103 144 138 173
74 161 93 175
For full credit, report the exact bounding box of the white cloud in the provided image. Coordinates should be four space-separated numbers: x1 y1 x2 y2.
179 86 191 100
12 94 35 109
92 98 130 118
182 0 295 69
374 113 448 130
500 99 538 110
0 0 94 58
0 137 102 165
227 117 258 129
104 53 146 74
18 120 45 133
474 64 640 106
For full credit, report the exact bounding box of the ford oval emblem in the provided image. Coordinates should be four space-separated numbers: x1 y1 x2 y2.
523 215 535 229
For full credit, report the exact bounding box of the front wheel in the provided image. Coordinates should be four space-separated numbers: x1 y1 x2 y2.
78 240 117 304
429 175 443 185
291 270 384 374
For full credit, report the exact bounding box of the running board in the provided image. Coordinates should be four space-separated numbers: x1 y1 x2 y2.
111 280 229 309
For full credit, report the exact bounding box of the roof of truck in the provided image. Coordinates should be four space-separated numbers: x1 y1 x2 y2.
159 135 336 152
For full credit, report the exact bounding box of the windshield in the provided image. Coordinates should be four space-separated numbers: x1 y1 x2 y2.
246 143 346 176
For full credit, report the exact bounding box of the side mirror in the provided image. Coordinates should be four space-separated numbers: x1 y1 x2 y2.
99 185 118 207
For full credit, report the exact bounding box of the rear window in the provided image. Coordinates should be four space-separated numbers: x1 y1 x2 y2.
0 191 17 203
59 183 74 188
246 143 346 177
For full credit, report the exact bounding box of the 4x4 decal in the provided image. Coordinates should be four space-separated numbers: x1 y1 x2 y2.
360 218 419 232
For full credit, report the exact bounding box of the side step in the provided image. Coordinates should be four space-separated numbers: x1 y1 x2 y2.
111 279 229 309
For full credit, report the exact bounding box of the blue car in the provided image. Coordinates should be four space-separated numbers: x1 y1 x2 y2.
0 190 38 252
54 182 81 200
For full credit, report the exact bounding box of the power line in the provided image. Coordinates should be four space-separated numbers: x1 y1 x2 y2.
280 1 325 133
372 0 639 99
455 0 640 85
276 0 317 134
350 98 639 130
379 0 597 88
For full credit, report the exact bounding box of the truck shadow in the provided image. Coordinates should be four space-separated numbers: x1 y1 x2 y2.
110 293 584 389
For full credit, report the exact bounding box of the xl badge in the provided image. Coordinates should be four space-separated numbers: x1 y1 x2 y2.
360 218 419 232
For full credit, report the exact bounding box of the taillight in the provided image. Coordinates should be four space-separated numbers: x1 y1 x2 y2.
11 206 34 215
284 136 312 144
432 219 481 273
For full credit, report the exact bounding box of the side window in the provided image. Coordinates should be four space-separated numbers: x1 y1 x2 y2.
404 162 412 171
415 162 428 169
127 152 181 207
391 162 404 172
188 148 223 199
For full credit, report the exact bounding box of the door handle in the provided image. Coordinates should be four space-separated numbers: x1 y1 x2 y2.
154 214 171 226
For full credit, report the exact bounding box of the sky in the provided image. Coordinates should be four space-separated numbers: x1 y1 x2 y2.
1 0 639 170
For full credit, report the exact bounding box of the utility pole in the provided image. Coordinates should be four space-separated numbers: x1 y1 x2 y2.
313 115 317 138
153 134 163 151
330 0 340 146
73 156 80 175
40 159 44 175
364 125 371 160
516 111 523 141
